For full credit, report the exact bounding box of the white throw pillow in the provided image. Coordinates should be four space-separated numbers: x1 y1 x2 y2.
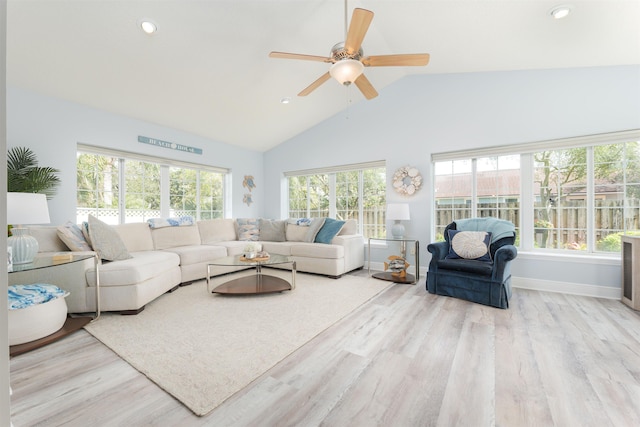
87 215 132 261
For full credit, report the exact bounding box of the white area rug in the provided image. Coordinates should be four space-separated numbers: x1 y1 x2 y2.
84 270 390 416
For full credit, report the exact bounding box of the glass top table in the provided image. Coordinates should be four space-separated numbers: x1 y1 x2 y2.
206 254 296 295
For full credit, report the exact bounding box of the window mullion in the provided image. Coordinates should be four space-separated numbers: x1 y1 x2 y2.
587 147 595 252
520 153 534 250
329 173 336 218
160 165 170 218
358 170 364 235
118 158 126 223
471 159 478 217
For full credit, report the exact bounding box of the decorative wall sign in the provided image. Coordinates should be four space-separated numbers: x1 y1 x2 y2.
243 175 256 192
138 135 203 155
393 166 422 196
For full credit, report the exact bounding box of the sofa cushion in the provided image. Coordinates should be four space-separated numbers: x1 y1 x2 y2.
291 242 344 259
88 215 133 261
151 225 201 250
87 251 179 287
198 219 237 243
446 230 492 262
315 218 346 244
304 218 326 243
56 221 92 251
213 240 246 256
163 244 227 266
437 258 494 276
259 218 286 242
236 218 260 241
261 242 293 256
112 223 154 252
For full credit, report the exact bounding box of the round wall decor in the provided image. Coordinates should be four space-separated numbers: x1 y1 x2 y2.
393 166 422 196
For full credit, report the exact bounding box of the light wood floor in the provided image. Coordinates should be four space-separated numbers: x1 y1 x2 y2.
10 274 640 427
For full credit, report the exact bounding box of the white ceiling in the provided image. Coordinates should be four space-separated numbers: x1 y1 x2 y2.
6 0 640 152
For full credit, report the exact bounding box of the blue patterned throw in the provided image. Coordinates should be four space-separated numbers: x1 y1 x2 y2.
8 284 69 310
147 216 195 229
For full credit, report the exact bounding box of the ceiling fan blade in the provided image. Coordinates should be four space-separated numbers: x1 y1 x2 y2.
362 54 430 67
269 51 333 63
298 72 331 97
354 74 378 100
344 8 374 55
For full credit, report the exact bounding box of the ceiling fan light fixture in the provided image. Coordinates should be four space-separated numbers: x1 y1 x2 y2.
329 59 364 85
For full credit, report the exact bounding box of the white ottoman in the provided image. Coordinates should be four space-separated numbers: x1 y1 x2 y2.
8 284 69 346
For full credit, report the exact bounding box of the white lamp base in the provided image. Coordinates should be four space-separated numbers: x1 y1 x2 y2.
391 221 405 239
8 228 39 265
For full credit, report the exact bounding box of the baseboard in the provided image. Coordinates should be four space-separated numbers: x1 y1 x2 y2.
512 276 621 300
366 262 621 300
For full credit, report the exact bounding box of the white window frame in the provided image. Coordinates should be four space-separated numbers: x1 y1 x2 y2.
432 129 640 256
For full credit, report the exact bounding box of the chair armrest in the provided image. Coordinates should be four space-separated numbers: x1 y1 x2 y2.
427 241 449 260
492 245 518 281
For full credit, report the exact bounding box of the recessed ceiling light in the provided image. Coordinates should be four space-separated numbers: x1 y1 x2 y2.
280 97 291 104
140 20 157 34
550 5 572 19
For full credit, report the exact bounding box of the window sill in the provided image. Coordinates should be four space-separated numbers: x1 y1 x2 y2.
517 250 620 265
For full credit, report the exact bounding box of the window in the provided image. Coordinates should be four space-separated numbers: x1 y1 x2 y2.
286 162 386 238
77 147 227 224
434 155 520 241
432 130 640 254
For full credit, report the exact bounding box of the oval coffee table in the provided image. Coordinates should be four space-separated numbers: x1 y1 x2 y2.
206 254 296 295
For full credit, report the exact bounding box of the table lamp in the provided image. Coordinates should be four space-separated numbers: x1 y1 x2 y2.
387 203 410 239
7 192 51 264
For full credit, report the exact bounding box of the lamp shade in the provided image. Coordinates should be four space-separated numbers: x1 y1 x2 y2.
7 192 51 225
7 192 51 265
329 59 364 85
386 203 410 221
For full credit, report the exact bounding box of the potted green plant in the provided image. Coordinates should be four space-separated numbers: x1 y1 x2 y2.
7 146 61 198
7 147 60 236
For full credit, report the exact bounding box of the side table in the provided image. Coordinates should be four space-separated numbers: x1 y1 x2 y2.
8 253 100 357
368 237 420 284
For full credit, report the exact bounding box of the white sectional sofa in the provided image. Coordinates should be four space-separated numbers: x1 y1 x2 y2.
24 218 365 315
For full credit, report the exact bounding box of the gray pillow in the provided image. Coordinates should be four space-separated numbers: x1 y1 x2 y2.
88 215 132 261
304 218 326 243
259 219 286 242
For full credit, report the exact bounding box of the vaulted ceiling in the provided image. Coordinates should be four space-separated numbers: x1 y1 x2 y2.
6 1 640 151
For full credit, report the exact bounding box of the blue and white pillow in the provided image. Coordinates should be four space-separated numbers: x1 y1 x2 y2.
236 218 260 241
446 230 492 262
147 216 195 229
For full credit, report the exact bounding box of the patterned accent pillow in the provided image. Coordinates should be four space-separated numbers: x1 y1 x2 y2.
446 230 492 262
314 218 346 244
87 215 133 261
57 221 92 251
8 284 68 310
81 221 93 248
236 218 260 241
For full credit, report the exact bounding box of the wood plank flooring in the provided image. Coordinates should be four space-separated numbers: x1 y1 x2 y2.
10 274 640 426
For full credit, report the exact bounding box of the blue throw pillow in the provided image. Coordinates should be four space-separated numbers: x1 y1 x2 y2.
446 230 492 262
314 218 346 244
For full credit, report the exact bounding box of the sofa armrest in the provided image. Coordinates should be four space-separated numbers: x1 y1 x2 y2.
331 234 365 272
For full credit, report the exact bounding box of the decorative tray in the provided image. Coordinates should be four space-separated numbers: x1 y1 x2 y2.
240 254 270 262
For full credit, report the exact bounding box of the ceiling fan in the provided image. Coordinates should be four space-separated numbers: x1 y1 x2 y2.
269 6 430 100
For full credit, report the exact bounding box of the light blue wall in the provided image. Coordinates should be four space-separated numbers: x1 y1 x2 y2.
7 66 640 291
264 65 640 290
7 86 264 224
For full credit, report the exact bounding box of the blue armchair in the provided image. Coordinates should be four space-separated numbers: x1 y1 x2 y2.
426 218 518 309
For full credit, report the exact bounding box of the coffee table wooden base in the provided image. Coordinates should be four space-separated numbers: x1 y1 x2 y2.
212 274 292 295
